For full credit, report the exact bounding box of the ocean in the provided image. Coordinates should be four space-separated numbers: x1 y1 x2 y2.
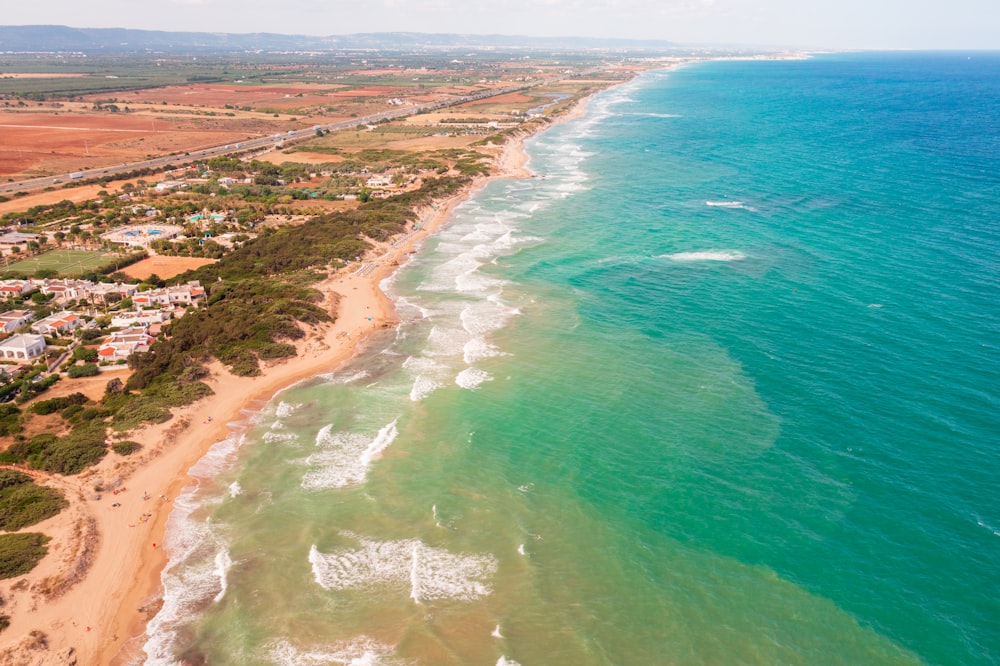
140 53 1000 665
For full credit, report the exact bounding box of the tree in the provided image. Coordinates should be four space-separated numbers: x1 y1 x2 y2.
105 377 125 395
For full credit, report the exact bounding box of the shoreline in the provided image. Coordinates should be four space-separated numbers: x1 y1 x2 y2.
0 88 596 666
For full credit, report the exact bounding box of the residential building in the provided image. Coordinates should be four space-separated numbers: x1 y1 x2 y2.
31 310 84 336
132 281 205 307
98 326 154 362
0 310 34 334
0 333 46 363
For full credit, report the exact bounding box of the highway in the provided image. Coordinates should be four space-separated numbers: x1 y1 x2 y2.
0 82 542 196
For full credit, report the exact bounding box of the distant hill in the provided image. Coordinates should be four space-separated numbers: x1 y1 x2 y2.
0 25 678 52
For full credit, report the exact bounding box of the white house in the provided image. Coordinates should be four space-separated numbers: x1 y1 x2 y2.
0 333 46 363
0 310 34 334
132 281 205 307
0 280 36 299
98 326 154 362
31 310 85 336
38 279 92 303
110 310 171 328
88 282 139 303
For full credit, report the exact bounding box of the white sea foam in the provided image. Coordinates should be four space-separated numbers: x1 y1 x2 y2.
309 537 497 603
142 502 232 664
661 251 747 262
228 481 242 498
275 401 300 419
456 367 493 390
463 337 503 364
518 544 526 556
409 375 443 402
266 637 395 666
319 369 371 384
492 625 504 638
301 420 398 490
187 431 247 479
212 549 233 603
497 657 522 666
262 430 297 444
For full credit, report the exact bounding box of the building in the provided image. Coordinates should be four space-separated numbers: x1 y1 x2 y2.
88 282 139 303
0 333 46 363
31 310 84 336
132 281 205 307
98 326 154 362
37 279 93 303
154 180 188 192
0 280 36 298
0 309 34 334
0 232 39 247
110 310 171 328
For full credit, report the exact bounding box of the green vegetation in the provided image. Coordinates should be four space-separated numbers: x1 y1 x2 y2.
111 440 140 456
4 249 145 278
0 470 66 531
0 423 107 475
0 533 51 580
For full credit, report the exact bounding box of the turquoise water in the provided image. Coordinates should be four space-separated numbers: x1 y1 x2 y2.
142 54 1000 665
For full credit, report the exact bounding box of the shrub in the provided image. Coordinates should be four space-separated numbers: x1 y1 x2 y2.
31 393 88 416
0 472 66 530
67 364 99 378
111 441 140 456
0 533 50 579
60 404 84 420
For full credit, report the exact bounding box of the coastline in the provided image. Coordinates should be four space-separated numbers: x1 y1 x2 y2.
0 93 586 666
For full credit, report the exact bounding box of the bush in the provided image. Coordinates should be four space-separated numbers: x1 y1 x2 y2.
0 533 50 579
71 347 98 363
111 441 140 456
0 472 66 531
10 424 108 475
67 363 99 378
0 404 21 437
31 393 88 416
60 404 84 420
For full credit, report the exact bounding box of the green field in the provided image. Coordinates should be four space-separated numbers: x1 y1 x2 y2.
4 250 117 277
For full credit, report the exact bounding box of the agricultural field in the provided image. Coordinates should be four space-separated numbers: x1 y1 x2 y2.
0 51 549 182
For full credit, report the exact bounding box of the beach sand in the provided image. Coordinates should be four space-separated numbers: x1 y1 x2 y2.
0 123 541 666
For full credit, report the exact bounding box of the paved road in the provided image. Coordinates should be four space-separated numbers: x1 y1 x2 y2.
0 81 547 196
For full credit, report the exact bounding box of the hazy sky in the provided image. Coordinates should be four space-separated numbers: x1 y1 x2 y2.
4 0 998 50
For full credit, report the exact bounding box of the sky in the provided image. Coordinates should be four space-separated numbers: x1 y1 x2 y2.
4 0 999 50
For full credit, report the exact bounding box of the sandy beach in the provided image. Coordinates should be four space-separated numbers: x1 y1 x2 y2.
0 118 548 665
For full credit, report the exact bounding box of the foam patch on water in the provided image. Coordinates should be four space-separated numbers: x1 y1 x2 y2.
661 251 747 262
266 637 396 666
705 200 756 211
309 537 497 603
301 420 398 490
263 430 298 444
275 401 300 419
187 431 247 479
497 657 522 666
228 481 242 498
212 549 233 603
456 367 492 390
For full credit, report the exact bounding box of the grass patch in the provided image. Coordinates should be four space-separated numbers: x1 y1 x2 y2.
4 250 118 277
0 533 51 580
0 470 67 531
